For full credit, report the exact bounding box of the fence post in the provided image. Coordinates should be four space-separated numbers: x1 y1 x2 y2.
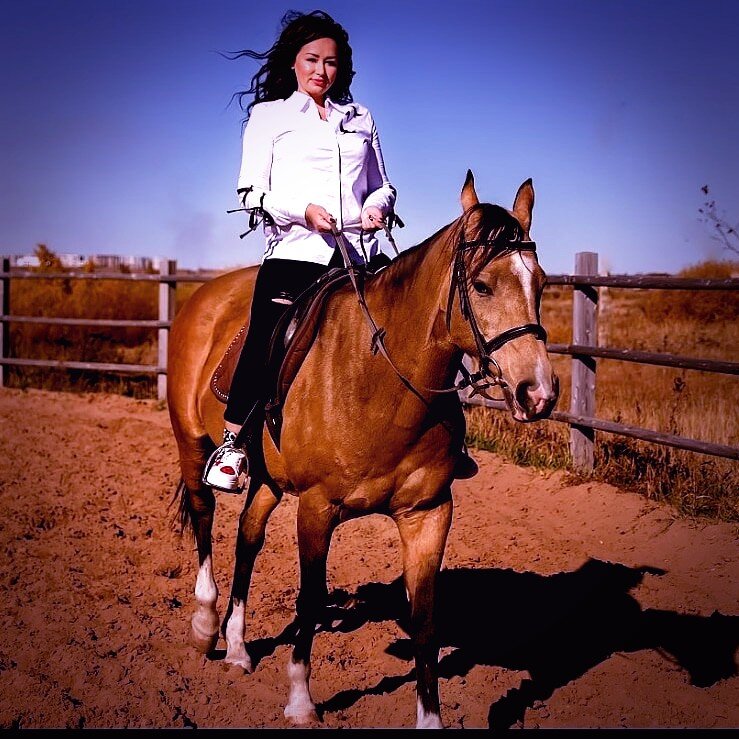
0 257 9 388
570 251 598 470
157 258 176 402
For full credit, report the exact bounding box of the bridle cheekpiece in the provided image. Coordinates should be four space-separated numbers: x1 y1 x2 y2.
447 234 548 399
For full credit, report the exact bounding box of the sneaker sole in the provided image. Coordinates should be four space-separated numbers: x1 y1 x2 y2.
209 484 244 495
204 476 245 494
203 470 244 493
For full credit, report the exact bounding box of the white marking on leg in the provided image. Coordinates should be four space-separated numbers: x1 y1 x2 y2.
417 697 443 729
284 657 317 724
190 555 220 653
195 555 217 604
224 598 252 671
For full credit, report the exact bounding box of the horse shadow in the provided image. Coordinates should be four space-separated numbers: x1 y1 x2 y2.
207 557 737 728
306 558 738 728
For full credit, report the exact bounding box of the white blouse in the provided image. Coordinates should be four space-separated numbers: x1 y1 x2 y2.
237 90 397 265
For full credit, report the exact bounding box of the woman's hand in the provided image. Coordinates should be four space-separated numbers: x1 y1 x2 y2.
305 204 336 232
361 206 385 232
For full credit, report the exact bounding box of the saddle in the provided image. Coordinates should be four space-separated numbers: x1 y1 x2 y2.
210 267 353 448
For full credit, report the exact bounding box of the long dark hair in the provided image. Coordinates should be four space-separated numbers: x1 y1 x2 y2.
229 10 355 120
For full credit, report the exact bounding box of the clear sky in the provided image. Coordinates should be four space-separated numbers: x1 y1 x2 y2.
2 0 738 275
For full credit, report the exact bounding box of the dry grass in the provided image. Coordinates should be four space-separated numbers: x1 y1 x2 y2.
4 248 738 520
467 258 739 522
5 247 205 397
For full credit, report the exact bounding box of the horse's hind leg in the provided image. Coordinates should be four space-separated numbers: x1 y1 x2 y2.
222 479 282 672
284 489 338 725
177 474 220 654
394 495 453 729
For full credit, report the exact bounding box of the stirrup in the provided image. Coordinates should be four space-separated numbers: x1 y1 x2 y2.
202 443 248 494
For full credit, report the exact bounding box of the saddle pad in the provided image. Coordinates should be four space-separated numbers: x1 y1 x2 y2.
210 324 248 403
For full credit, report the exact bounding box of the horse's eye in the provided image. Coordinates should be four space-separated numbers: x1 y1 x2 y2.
473 280 492 296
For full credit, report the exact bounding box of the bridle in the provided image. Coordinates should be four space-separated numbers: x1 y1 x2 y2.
447 236 548 399
329 221 548 406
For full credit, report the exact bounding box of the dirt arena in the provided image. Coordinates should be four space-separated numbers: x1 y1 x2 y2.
0 387 736 729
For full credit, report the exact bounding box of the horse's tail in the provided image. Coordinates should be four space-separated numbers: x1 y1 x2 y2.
169 477 193 537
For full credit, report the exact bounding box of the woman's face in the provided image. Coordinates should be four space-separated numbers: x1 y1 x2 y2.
293 37 338 102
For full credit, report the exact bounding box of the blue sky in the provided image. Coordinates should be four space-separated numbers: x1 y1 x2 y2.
1 0 738 274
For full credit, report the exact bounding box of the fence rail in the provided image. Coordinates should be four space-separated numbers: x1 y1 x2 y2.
547 274 739 290
1 269 205 283
463 396 739 462
1 253 737 469
1 316 168 328
547 344 739 376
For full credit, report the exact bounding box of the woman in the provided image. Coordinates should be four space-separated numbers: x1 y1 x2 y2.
203 10 397 492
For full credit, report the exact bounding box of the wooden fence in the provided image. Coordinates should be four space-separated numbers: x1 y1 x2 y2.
1 253 738 470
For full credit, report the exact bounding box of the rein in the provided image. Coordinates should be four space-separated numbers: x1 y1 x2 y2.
329 222 548 405
329 222 435 410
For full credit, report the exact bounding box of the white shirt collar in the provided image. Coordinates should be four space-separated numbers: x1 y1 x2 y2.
285 90 313 113
285 90 353 120
325 96 352 115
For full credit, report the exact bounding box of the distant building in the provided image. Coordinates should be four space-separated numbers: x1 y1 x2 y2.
91 254 121 270
60 254 88 268
14 255 40 267
10 253 159 272
122 255 154 272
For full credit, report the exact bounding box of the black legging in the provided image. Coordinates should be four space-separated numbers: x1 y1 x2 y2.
224 252 344 426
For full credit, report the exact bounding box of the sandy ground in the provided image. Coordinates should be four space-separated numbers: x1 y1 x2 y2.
0 386 737 729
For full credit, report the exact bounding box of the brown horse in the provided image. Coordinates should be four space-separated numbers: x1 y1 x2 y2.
167 171 559 728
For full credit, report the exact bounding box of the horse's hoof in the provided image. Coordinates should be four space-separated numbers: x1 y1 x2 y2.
224 652 253 673
284 706 320 725
191 613 220 654
453 452 478 479
190 626 219 654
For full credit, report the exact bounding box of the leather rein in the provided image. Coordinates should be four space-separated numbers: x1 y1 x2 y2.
329 222 548 406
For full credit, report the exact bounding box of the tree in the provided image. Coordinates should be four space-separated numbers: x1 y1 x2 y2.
33 243 64 271
698 185 738 256
33 244 71 293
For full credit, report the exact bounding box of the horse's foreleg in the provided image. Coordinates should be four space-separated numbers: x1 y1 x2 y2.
223 481 281 672
183 482 220 654
394 495 453 729
284 491 338 725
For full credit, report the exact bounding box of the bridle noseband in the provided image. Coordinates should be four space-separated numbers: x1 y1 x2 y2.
447 236 548 399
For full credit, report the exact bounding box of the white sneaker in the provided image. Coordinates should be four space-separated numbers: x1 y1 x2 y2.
202 444 247 493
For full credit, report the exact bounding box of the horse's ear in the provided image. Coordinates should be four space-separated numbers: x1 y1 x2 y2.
512 178 534 235
461 169 479 211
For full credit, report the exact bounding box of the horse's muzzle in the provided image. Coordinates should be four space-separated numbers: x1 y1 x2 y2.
511 372 559 422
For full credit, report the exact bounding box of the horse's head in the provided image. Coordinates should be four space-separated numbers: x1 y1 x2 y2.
444 170 559 421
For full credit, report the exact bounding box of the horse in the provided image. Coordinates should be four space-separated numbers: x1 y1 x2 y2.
166 171 559 728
